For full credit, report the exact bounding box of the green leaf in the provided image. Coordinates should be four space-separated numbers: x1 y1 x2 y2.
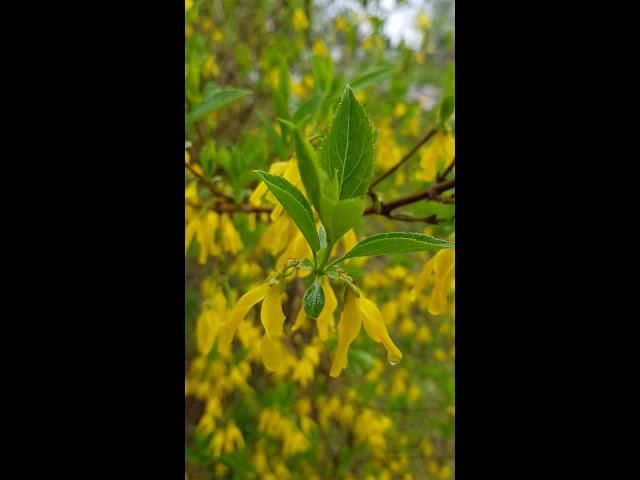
299 258 314 272
293 93 325 125
253 170 320 252
319 85 375 200
340 232 454 261
291 126 323 211
187 88 251 124
318 225 328 251
438 95 455 126
303 278 325 319
318 195 364 244
350 66 395 91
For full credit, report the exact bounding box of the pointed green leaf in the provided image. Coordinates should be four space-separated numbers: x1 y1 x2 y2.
350 66 395 91
340 232 454 261
291 127 323 211
303 278 325 319
187 88 251 124
253 170 320 252
319 85 375 200
293 93 325 124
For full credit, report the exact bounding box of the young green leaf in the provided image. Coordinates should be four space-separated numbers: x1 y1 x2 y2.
319 85 375 200
253 170 321 252
350 65 395 91
339 232 454 261
303 277 325 319
187 88 251 124
293 93 325 125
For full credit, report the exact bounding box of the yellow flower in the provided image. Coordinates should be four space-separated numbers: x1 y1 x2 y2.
211 28 224 43
219 214 243 254
417 11 432 29
420 131 455 181
260 284 286 371
335 16 347 31
292 8 309 31
330 291 362 377
185 0 193 11
202 56 220 78
291 81 308 98
313 39 329 58
185 210 221 264
359 295 402 364
394 103 407 118
218 283 270 354
428 248 455 315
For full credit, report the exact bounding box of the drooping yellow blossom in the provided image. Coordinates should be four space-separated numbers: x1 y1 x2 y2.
260 284 286 371
292 8 309 31
359 295 403 364
292 345 321 387
219 214 243 254
330 291 362 377
410 247 454 311
420 131 455 181
185 210 221 264
218 283 270 354
209 421 245 459
428 248 455 314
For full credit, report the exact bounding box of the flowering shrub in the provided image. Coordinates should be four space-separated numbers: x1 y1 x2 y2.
186 1 455 479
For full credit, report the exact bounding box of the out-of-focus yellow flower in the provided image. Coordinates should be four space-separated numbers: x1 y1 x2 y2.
313 39 329 58
420 131 455 181
362 36 373 51
185 210 220 263
202 55 220 78
417 11 432 29
335 16 347 31
394 103 407 118
293 8 309 31
211 28 224 43
291 81 308 98
416 51 426 64
220 214 243 254
185 0 193 11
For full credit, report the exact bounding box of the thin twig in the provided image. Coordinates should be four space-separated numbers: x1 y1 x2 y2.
437 157 455 182
185 162 234 202
369 128 438 190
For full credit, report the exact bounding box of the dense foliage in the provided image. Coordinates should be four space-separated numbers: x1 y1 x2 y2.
185 1 455 479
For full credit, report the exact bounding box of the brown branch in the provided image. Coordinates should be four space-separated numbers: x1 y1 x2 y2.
184 162 234 202
364 178 455 215
437 157 455 182
186 200 272 215
369 128 438 190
